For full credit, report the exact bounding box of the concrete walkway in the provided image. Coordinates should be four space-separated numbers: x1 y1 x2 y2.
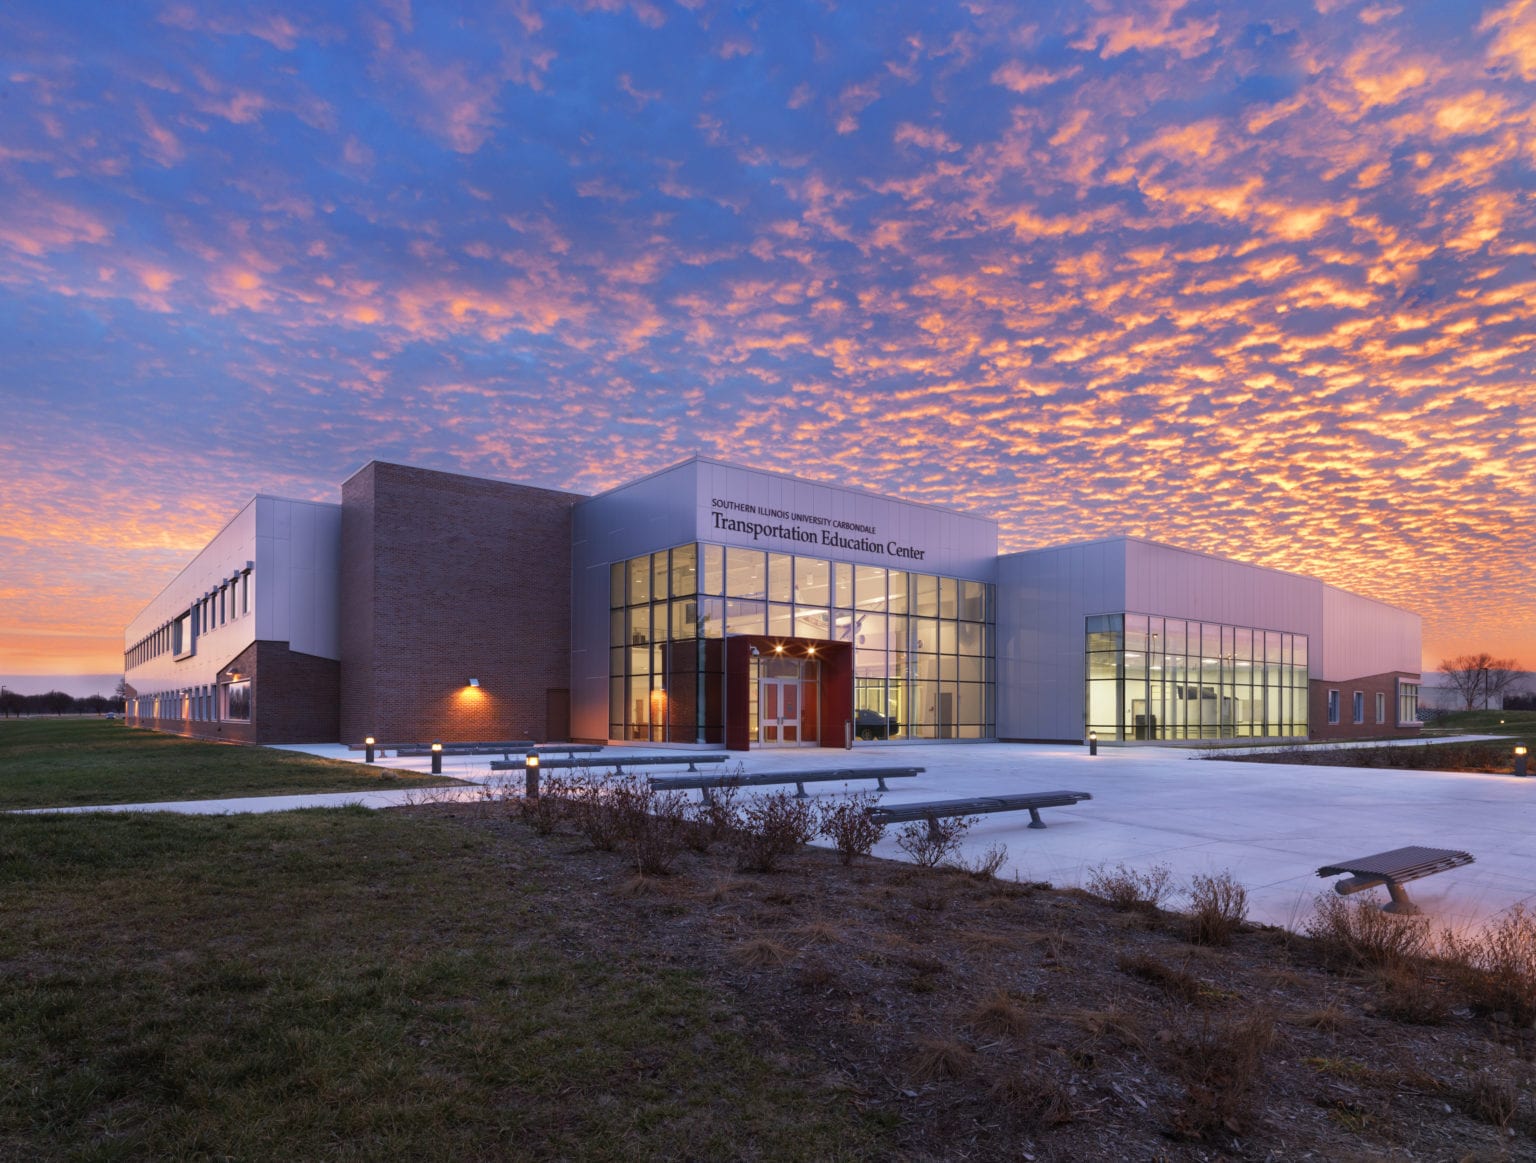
18 737 1534 934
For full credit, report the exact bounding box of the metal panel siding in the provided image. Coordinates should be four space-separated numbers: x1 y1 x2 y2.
996 540 1127 740
1122 539 1326 663
569 559 612 741
1320 585 1421 680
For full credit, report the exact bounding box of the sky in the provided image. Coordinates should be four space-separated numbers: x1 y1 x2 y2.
2 0 1534 696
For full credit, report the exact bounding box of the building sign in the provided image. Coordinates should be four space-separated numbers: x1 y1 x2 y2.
709 497 927 560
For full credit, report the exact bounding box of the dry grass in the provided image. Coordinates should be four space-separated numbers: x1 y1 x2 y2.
1305 891 1433 970
1185 870 1249 945
967 990 1032 1039
909 1036 977 1082
1440 904 1536 1024
1085 861 1174 913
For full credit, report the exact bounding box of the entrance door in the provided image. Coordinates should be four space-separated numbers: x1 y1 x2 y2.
759 677 800 745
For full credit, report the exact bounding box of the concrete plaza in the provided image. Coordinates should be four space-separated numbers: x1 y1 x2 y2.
27 738 1534 934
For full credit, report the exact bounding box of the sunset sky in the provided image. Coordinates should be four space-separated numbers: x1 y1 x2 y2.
3 0 1534 696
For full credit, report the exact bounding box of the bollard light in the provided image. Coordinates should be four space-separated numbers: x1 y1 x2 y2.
1517 745 1529 779
1088 730 1098 757
431 740 443 775
525 752 541 799
365 735 376 764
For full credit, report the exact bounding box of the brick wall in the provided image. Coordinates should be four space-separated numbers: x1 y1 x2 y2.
339 462 578 744
1309 671 1422 741
120 640 338 744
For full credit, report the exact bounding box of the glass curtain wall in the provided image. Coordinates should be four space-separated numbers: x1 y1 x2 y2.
610 542 995 742
1086 613 1309 741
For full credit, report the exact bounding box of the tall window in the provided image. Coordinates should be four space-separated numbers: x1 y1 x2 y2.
1353 691 1364 724
1397 681 1420 724
1085 613 1308 741
1327 690 1340 725
1375 691 1386 724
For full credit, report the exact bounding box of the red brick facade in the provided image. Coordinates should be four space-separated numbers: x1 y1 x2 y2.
123 640 339 744
1308 672 1422 741
339 462 577 745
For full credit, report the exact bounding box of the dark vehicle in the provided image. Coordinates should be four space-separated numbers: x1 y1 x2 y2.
855 708 899 741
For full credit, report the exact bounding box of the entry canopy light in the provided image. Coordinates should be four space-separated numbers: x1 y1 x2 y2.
468 678 481 688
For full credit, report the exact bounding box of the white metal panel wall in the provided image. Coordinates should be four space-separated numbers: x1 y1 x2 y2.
123 499 262 696
124 496 342 698
1122 540 1326 659
996 540 1128 740
1319 585 1421 680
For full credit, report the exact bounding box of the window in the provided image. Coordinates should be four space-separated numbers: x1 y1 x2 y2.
1352 691 1364 724
1327 689 1340 725
1375 691 1386 724
224 680 251 721
1398 681 1420 724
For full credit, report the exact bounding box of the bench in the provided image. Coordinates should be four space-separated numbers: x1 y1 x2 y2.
869 791 1092 835
1317 845 1475 916
489 753 730 775
651 766 924 801
391 740 535 760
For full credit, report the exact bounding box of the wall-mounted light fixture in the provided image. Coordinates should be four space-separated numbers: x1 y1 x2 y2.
468 678 480 688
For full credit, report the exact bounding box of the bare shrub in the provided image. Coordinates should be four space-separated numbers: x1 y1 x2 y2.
968 990 1032 1039
895 813 975 868
988 1066 1075 1129
1461 1070 1521 1128
733 791 817 874
1164 1011 1277 1140
1185 871 1248 945
515 772 572 836
949 842 1009 880
565 767 624 852
611 779 691 876
1085 862 1174 913
816 791 887 865
1373 964 1450 1025
1305 892 1432 971
909 1036 976 1082
1439 904 1536 1025
683 778 743 853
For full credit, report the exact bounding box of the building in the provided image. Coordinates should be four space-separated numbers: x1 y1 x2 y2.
124 458 1422 748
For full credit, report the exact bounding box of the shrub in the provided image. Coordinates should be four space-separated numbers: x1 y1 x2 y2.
1185 871 1248 945
1163 1012 1276 1140
1461 1071 1521 1128
895 814 975 868
733 791 817 873
515 772 572 836
1085 862 1173 913
817 791 886 865
949 842 1008 880
1305 892 1431 971
683 778 743 852
1439 904 1536 1024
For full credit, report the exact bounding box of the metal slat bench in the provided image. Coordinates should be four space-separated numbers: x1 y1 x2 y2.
489 753 729 775
1317 845 1475 916
651 766 923 801
392 741 536 760
868 790 1092 835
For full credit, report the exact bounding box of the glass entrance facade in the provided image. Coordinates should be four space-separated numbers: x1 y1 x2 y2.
1086 612 1309 740
610 542 995 743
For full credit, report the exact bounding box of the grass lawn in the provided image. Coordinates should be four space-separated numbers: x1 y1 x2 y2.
0 806 878 1160
0 719 462 810
1421 708 1536 738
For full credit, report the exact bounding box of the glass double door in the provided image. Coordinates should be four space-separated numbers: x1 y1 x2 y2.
759 677 801 744
754 655 820 747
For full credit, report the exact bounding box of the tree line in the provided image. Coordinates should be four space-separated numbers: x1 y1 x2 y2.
0 689 125 717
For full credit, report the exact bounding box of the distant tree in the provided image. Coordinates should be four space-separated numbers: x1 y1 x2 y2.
112 677 129 711
1507 693 1536 712
0 686 21 718
1439 654 1523 711
36 690 75 716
